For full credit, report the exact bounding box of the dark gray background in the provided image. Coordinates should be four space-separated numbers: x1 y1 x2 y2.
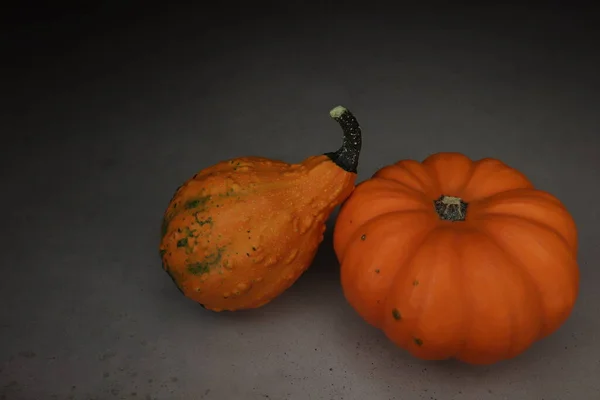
2 4 598 400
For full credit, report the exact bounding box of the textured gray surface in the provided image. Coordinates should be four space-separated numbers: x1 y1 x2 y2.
2 5 599 400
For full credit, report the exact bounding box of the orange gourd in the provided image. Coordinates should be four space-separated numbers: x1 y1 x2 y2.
159 106 363 311
333 152 579 365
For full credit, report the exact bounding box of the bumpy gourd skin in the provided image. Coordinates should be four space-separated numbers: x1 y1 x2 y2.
159 105 363 311
159 155 356 311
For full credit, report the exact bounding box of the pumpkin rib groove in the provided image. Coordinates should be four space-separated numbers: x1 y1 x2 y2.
471 187 564 207
478 231 528 361
401 243 437 353
471 211 573 250
481 187 565 206
457 158 478 194
411 230 458 358
453 238 471 360
373 165 428 194
343 210 436 329
370 176 432 197
503 269 525 360
397 161 440 196
468 188 578 253
451 230 538 364
333 189 432 259
383 225 439 347
346 210 435 254
479 213 575 263
442 167 477 201
475 218 567 337
361 176 430 199
476 226 546 344
421 152 475 194
461 161 534 202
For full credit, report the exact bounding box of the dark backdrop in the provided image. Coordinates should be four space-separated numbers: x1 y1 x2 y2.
2 3 598 400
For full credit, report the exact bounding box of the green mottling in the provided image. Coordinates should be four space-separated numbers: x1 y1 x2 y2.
414 338 423 346
184 227 197 237
392 308 402 321
217 187 237 199
375 269 380 274
188 262 210 275
252 246 256 251
185 196 211 210
161 215 172 238
413 280 419 286
360 234 366 241
194 215 213 227
187 247 225 275
159 249 167 258
177 238 188 248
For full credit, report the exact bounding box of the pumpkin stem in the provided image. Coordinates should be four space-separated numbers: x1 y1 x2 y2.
324 105 362 173
434 195 468 222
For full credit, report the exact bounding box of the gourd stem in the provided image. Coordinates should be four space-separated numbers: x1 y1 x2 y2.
434 195 468 222
324 105 362 173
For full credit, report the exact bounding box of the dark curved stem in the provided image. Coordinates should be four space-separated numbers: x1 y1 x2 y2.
324 105 362 173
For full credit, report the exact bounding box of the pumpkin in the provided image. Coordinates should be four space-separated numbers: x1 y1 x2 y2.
333 152 579 365
159 106 363 311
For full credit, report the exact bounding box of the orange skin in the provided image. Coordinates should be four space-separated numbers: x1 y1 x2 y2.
333 152 579 365
160 155 356 311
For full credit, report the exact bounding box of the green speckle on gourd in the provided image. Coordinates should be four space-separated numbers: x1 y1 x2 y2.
187 247 225 275
194 215 213 227
414 338 423 346
392 308 402 321
161 215 172 238
177 238 188 247
185 196 211 210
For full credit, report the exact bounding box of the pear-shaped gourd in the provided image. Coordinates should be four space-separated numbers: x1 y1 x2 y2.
159 106 363 311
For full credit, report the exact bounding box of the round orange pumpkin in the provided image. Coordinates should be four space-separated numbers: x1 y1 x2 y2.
333 152 579 365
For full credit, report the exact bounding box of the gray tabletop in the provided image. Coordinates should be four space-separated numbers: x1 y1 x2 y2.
2 5 599 400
